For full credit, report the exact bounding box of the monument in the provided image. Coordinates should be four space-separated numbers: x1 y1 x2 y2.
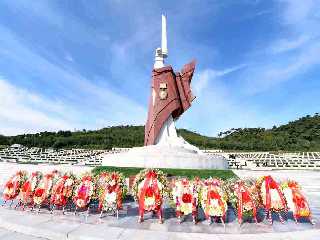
102 15 228 169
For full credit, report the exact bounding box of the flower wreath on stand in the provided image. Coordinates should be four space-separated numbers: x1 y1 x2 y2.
256 175 287 224
2 170 28 207
281 180 314 224
50 172 76 214
172 178 199 224
228 179 259 225
200 178 228 226
33 170 60 212
132 169 169 224
73 173 95 216
97 171 127 219
18 171 42 210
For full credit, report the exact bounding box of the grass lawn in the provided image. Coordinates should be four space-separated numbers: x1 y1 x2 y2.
92 166 236 180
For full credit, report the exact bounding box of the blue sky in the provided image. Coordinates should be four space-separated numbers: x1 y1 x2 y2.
0 0 319 136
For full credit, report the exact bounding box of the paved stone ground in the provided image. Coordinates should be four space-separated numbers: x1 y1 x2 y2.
0 163 320 239
0 227 48 239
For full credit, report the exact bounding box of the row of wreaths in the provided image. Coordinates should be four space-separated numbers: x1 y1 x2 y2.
1 168 314 225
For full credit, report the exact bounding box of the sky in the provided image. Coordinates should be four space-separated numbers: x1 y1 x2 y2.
0 0 319 137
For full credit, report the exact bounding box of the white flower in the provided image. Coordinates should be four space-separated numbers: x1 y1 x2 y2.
145 197 155 207
65 179 74 187
104 192 117 205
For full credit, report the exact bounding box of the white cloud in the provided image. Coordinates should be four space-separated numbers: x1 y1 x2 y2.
65 53 74 62
177 67 272 136
281 0 316 26
0 25 147 135
0 78 74 135
270 35 310 54
239 0 320 95
194 64 247 95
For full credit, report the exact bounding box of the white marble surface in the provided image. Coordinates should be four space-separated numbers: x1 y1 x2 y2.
102 145 228 169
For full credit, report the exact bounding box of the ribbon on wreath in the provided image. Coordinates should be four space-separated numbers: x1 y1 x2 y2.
264 176 287 211
99 183 123 210
20 172 40 204
205 184 225 217
138 171 161 212
51 176 70 206
34 174 53 204
3 172 22 200
175 179 197 216
235 183 257 223
287 183 310 218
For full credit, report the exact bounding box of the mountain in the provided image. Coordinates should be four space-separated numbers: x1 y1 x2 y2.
0 113 319 151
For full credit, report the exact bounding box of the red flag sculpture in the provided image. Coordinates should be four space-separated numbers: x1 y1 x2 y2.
144 61 196 146
144 14 196 146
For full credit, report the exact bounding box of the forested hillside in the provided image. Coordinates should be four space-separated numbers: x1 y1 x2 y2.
0 113 319 151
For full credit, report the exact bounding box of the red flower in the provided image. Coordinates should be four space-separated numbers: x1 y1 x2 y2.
269 180 278 189
78 187 88 199
82 176 92 182
294 194 306 208
209 190 220 199
146 170 157 179
107 185 117 193
145 186 154 197
111 172 119 181
5 182 14 189
288 182 298 189
22 182 31 192
242 191 251 203
34 188 44 197
62 175 68 180
182 193 192 203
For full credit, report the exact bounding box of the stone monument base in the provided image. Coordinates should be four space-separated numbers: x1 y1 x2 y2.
102 145 228 169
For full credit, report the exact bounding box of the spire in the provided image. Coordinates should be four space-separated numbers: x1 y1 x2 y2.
161 14 168 58
154 14 168 69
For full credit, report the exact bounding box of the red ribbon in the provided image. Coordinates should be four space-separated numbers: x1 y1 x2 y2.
205 184 225 217
264 176 287 211
236 182 257 223
138 172 161 212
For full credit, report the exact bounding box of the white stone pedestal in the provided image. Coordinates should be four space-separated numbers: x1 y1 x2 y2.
102 145 228 170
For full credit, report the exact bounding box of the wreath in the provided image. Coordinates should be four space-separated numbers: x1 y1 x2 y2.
33 170 60 206
228 179 259 224
256 175 287 224
19 171 42 205
73 173 95 209
50 172 76 207
2 170 28 201
172 178 199 218
281 180 312 221
200 178 228 218
96 171 127 212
